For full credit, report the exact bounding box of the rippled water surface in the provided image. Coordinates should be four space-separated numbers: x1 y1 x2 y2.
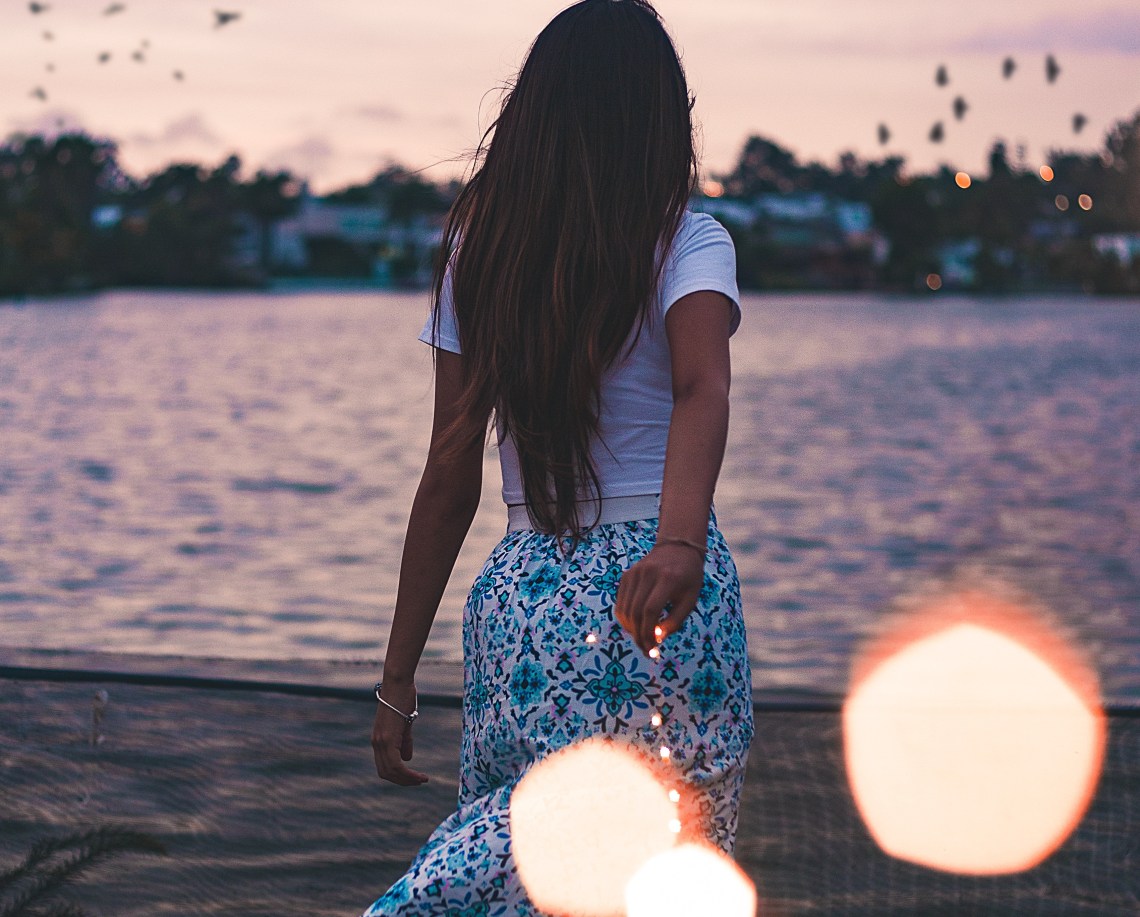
1 289 1137 698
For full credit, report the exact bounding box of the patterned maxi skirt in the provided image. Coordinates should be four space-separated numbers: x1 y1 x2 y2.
360 506 754 916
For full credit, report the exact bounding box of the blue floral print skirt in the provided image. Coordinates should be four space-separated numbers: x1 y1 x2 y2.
360 507 754 916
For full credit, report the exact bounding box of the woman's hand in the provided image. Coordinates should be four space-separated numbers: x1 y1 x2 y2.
371 681 429 786
614 543 705 655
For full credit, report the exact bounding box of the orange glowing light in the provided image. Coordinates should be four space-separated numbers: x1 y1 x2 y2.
1078 194 1093 211
844 590 1106 875
509 736 679 915
701 179 725 198
1039 165 1055 182
954 171 971 189
925 273 942 291
1055 195 1069 211
585 633 597 644
625 843 758 917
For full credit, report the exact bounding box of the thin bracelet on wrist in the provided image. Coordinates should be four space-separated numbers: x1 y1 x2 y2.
374 681 419 725
654 535 707 558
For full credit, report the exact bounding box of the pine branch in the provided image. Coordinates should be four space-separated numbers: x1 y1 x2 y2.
0 835 86 892
26 902 93 917
0 827 166 917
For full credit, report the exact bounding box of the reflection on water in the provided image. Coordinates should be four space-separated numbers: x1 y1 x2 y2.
0 290 1137 699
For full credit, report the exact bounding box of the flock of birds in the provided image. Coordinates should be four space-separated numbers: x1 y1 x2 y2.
25 2 243 105
21 2 1091 170
877 54 1088 148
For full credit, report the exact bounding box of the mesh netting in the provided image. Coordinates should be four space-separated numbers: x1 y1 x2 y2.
1 676 1136 916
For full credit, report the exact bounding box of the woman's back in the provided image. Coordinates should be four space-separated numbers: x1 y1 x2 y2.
420 209 742 506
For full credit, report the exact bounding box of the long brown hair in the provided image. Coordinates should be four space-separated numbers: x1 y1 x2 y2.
428 0 698 552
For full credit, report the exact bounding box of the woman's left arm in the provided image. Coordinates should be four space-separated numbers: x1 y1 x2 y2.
372 348 485 786
614 289 733 655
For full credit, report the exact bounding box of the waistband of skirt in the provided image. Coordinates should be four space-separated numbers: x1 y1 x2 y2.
506 493 662 534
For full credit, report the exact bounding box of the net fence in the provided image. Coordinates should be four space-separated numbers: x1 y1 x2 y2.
1 669 1136 916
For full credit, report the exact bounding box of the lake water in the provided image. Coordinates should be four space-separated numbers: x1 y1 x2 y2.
1 289 1137 700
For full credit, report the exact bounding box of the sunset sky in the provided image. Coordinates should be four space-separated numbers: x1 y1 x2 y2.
2 0 1138 194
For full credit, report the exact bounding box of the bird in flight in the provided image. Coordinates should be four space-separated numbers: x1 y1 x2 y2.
877 123 890 145
935 65 948 86
1002 57 1016 79
30 86 47 101
173 69 184 81
29 2 50 13
131 50 145 62
214 10 241 28
1072 113 1087 134
103 3 125 14
953 96 968 120
1045 54 1060 83
97 51 111 63
929 122 944 143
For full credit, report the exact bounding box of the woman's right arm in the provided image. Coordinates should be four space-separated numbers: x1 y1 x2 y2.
372 348 485 786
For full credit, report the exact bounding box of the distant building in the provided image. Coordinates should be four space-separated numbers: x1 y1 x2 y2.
691 196 755 227
1093 233 1140 264
937 238 982 288
694 191 885 288
697 192 875 241
270 187 442 285
91 204 123 230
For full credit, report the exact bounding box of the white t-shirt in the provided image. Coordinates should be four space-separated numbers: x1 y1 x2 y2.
418 209 741 505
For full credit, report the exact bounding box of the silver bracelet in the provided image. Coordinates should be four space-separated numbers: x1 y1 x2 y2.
654 535 707 558
374 681 419 725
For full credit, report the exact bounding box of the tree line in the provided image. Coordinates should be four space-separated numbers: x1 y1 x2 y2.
1 107 1137 298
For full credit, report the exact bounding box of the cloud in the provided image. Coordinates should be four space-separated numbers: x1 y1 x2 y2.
127 112 222 147
349 103 405 123
947 7 1140 55
6 107 90 139
704 5 1140 57
262 133 336 179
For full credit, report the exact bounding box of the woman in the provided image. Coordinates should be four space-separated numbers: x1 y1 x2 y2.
362 1 753 913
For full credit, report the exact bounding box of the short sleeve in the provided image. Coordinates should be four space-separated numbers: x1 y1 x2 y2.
659 212 742 336
417 263 462 353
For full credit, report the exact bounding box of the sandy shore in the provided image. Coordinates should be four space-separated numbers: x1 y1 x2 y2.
1 656 1136 915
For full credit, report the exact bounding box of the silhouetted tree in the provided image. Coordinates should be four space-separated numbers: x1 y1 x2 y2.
1103 109 1140 229
240 169 303 276
0 132 117 295
722 135 800 197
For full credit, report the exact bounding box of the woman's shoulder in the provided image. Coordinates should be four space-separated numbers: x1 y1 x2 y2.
673 209 735 255
657 208 741 323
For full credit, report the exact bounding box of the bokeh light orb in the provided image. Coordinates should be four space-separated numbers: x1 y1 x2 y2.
925 273 942 291
1039 164 1055 182
844 591 1105 875
509 735 678 916
954 171 971 189
1055 194 1070 211
702 179 725 198
1078 193 1093 211
625 843 757 917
